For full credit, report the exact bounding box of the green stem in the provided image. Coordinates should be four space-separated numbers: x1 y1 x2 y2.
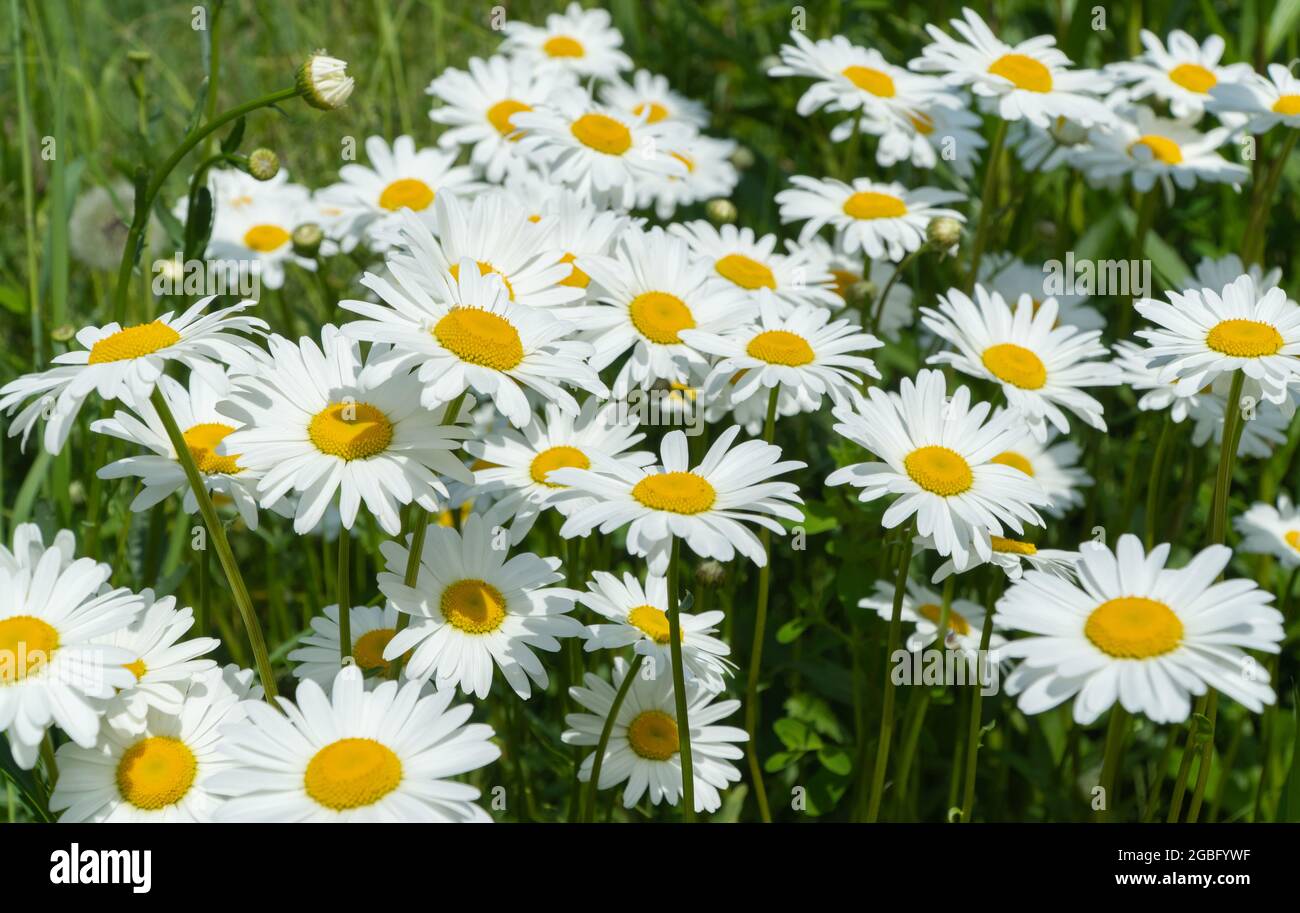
1242 131 1298 265
964 117 1007 293
202 1 224 155
1117 189 1158 341
666 538 696 820
959 573 1001 822
1144 415 1175 548
1094 706 1130 822
583 653 644 823
337 528 352 665
869 245 924 338
1253 564 1300 820
40 733 58 790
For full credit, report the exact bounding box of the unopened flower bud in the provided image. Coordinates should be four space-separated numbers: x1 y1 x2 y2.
298 51 354 110
695 560 728 589
730 146 755 170
292 222 324 258
706 198 737 226
51 323 76 343
927 216 962 249
247 148 280 181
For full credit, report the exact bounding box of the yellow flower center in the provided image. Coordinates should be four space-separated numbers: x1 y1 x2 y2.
570 112 632 155
304 738 402 810
308 402 394 461
558 252 591 289
486 99 532 138
124 658 148 681
440 579 508 634
670 152 695 173
1205 318 1283 357
841 65 896 97
842 191 907 220
1128 135 1183 164
352 628 398 672
988 53 1053 92
631 472 717 514
378 178 435 212
433 307 525 370
529 445 590 488
627 710 679 761
916 602 971 636
543 35 585 58
909 111 935 135
982 342 1048 389
633 101 669 123
715 253 776 290
448 260 515 300
242 224 291 252
183 422 242 475
991 536 1037 555
1084 596 1183 659
116 736 197 810
0 616 59 683
990 450 1035 476
904 446 973 497
1285 530 1300 553
830 269 860 299
627 604 680 644
746 329 815 366
1273 95 1300 116
629 291 695 344
87 322 181 364
1168 62 1217 94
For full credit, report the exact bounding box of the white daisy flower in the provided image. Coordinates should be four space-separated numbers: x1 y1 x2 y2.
210 665 500 821
520 188 635 304
465 398 654 545
1181 253 1285 299
703 375 810 436
1210 63 1300 133
928 531 1081 582
0 523 75 576
580 570 734 692
288 603 406 687
0 296 264 454
48 665 258 822
298 51 354 110
220 325 473 536
809 238 916 339
637 131 738 220
377 513 582 699
1235 495 1300 567
1188 386 1290 459
1107 30 1254 120
827 368 1050 568
979 251 1105 331
205 171 322 289
909 6 1114 128
1112 339 1200 421
553 425 805 575
922 286 1121 439
599 69 709 130
776 176 964 262
998 534 1283 724
830 95 987 179
858 578 1004 662
500 2 632 82
563 656 746 814
983 418 1093 517
1010 114 1093 172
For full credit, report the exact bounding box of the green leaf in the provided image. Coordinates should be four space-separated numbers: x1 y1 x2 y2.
221 115 247 155
775 617 809 644
773 717 823 751
764 749 803 773
817 747 852 776
1265 0 1300 57
1276 690 1300 822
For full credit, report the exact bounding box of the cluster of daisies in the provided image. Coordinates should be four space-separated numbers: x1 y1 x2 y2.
2 5 1300 823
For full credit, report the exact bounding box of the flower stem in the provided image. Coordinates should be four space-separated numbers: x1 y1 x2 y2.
583 653 644 823
1253 564 1300 820
964 117 1008 293
869 245 923 338
1144 415 1175 548
959 572 1001 822
150 388 277 699
1094 706 1130 822
337 527 352 665
1241 131 1298 266
665 538 696 821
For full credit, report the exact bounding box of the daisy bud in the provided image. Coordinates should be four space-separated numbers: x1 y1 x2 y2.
126 50 151 66
292 222 324 258
68 480 86 506
51 323 76 343
926 215 962 250
706 198 737 226
247 148 280 181
297 51 354 110
695 560 728 589
730 146 755 170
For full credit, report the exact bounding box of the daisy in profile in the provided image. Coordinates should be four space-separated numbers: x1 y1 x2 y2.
343 220 606 427
289 603 406 687
513 86 684 209
49 665 258 822
500 2 632 82
428 55 572 183
638 132 739 219
998 534 1283 724
564 657 746 814
600 69 709 130
985 418 1093 517
683 292 883 411
519 188 633 304
910 6 1113 128
809 238 916 339
1107 30 1253 119
1181 254 1284 298
928 531 1081 582
0 523 75 575
979 251 1105 331
553 425 804 575
580 571 734 691
776 176 964 262
858 578 1004 661
827 369 1049 568
1011 115 1093 173
211 666 500 822
1134 273 1300 405
670 221 842 314
830 96 986 178
220 326 473 535
0 539 140 768
466 398 654 545
0 296 263 454
577 225 754 396
314 135 478 252
1236 495 1300 567
1188 387 1290 459
205 172 323 289
922 286 1120 439
376 514 582 699
1210 63 1300 132
91 372 266 529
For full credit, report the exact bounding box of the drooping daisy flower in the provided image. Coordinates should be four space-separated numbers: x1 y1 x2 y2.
298 51 354 110
858 578 1004 662
1107 30 1253 120
983 417 1093 517
0 296 264 454
580 571 734 691
1134 273 1300 405
564 657 746 814
998 534 1283 724
979 251 1105 331
205 171 322 290
377 513 582 699
1010 114 1093 172
922 286 1121 440
599 69 709 130
48 665 258 822
500 2 632 82
220 325 473 535
827 369 1050 568
776 176 964 262
1210 63 1300 133
909 6 1113 128
670 221 842 314
553 425 805 575
0 539 140 768
314 135 479 252
830 95 987 178
288 602 407 687
211 665 500 822
683 292 883 411
927 531 1081 582
637 131 738 220
576 225 754 396
91 371 267 529
466 398 654 545
1235 495 1300 567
